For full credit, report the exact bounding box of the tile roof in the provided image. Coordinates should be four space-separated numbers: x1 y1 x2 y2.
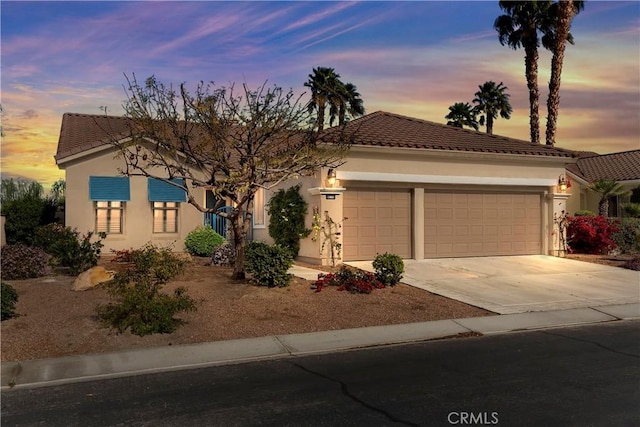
56 110 581 164
570 149 640 182
342 111 578 158
55 113 133 162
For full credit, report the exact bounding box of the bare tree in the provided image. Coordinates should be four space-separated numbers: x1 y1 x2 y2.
107 75 355 279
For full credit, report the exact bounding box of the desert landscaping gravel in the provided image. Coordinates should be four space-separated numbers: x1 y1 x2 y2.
1 259 492 362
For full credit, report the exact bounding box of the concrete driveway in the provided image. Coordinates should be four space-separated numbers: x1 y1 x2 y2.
347 255 640 314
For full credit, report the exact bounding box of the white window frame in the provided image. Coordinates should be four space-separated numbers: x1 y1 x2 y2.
95 201 124 234
152 202 179 233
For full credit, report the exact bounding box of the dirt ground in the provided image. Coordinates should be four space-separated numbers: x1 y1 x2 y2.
565 253 636 268
1 258 492 362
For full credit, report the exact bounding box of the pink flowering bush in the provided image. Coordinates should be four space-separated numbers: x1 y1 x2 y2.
567 215 619 254
312 266 385 294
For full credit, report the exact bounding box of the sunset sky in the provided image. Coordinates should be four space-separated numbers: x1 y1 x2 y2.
2 1 639 187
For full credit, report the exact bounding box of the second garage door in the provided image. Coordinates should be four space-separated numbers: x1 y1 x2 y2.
343 189 412 261
424 192 541 257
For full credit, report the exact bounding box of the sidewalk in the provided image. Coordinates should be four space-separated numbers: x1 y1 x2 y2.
2 302 638 390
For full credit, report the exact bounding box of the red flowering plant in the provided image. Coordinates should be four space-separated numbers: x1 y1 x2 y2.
566 215 620 254
312 266 385 294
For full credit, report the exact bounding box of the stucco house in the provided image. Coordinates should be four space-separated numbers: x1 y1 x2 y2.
56 111 597 265
566 149 640 216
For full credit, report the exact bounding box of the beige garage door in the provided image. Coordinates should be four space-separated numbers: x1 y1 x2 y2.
343 189 412 261
424 192 541 258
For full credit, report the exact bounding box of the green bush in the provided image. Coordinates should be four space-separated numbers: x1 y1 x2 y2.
574 210 595 217
245 241 293 287
184 226 225 257
611 218 640 254
96 244 195 336
33 224 106 275
267 184 311 257
372 252 405 287
1 196 46 245
1 282 19 321
1 244 51 280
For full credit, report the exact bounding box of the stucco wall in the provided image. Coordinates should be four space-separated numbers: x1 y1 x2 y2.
252 175 324 263
63 148 206 253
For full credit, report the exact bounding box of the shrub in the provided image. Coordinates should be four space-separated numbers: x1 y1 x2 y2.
96 244 195 336
372 252 405 287
1 244 51 280
1 282 19 321
313 266 384 294
621 203 640 218
622 256 640 271
567 215 619 254
33 224 106 275
184 226 225 257
267 184 311 257
574 210 595 217
610 218 640 254
245 241 293 287
1 196 46 245
211 242 236 266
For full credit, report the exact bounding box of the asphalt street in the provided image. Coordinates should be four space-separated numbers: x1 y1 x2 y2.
2 320 639 427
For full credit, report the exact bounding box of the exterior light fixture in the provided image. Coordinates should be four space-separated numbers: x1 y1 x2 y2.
558 175 568 193
327 168 337 187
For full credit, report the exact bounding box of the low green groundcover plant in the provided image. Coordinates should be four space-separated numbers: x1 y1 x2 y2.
184 226 225 257
372 252 405 286
96 244 196 336
312 266 384 294
245 241 293 288
1 282 19 321
0 244 51 280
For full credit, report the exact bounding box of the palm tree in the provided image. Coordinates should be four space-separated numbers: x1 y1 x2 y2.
545 0 585 146
588 179 630 217
445 102 480 131
472 81 513 135
304 67 341 131
330 82 365 126
495 1 553 145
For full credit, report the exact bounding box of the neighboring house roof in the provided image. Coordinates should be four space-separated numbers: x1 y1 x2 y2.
342 111 578 158
568 149 640 183
56 110 580 164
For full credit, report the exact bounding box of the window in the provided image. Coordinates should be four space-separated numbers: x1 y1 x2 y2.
96 201 124 234
153 202 178 233
253 188 265 228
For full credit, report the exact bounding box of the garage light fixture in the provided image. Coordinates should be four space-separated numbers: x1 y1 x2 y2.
557 175 568 192
327 169 337 187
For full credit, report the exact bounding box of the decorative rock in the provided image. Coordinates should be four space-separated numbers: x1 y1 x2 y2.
71 266 115 291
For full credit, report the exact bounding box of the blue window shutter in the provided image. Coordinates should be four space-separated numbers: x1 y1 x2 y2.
89 176 130 201
148 178 187 202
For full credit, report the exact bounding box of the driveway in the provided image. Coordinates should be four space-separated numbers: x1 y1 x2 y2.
347 255 640 314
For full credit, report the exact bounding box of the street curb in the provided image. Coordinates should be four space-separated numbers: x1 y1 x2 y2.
2 303 638 390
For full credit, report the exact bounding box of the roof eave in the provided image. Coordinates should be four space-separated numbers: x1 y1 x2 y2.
349 144 576 164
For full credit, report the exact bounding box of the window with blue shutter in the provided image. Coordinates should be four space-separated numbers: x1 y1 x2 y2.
89 176 130 201
147 178 187 202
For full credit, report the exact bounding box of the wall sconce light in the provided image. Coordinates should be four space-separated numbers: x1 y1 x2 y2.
327 168 337 187
558 175 568 192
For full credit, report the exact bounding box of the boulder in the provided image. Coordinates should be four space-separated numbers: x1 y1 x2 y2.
71 266 115 291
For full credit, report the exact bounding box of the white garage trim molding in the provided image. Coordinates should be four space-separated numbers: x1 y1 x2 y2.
336 171 556 187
